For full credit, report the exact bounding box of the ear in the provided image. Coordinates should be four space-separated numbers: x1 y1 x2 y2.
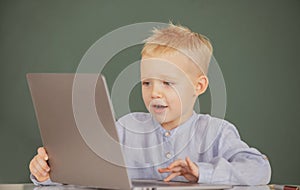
194 75 209 96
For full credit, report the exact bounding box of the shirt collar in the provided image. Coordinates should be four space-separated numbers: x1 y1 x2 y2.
151 111 198 137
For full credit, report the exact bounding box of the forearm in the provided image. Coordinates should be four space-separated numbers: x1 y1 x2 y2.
196 154 271 185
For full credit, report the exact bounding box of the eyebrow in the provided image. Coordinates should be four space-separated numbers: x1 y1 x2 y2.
141 74 178 81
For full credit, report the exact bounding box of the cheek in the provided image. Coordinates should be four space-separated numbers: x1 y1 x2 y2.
170 86 194 106
166 89 182 106
141 88 150 102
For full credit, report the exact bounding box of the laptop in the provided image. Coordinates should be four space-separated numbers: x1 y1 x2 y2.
27 73 232 190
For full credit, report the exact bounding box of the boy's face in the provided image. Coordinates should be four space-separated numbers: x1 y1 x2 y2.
141 52 204 130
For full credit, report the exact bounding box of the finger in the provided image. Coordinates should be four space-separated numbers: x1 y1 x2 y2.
34 158 49 176
37 147 48 160
186 157 197 171
32 165 50 182
29 159 36 174
159 166 187 174
182 173 198 183
164 172 181 182
35 155 50 172
186 157 199 177
168 159 187 169
31 163 47 178
169 166 186 173
158 167 170 173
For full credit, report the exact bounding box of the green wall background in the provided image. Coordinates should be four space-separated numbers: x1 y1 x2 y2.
0 0 299 184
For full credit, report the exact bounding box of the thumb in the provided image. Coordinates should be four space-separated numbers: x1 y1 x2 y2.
186 157 198 174
38 147 48 160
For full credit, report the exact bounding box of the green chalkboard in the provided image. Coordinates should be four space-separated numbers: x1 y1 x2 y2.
0 0 299 184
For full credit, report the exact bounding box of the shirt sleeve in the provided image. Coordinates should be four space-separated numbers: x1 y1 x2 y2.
30 174 63 186
196 123 271 185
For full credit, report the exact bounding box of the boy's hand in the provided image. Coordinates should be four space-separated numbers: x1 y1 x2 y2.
29 147 51 182
158 157 199 183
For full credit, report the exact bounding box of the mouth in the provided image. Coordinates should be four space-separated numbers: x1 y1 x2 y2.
151 104 168 113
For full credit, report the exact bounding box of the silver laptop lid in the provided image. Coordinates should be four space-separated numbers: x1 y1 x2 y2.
27 73 131 190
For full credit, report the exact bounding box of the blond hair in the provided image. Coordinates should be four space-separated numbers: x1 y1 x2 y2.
141 23 213 75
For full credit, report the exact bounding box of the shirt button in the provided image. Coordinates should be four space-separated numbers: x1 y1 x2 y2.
166 152 172 159
164 131 170 137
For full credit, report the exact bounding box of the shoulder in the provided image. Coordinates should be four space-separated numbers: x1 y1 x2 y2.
117 112 152 126
193 114 241 152
116 112 156 133
115 112 156 144
195 114 239 136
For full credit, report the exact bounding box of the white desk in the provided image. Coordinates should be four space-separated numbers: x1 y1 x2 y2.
0 184 272 190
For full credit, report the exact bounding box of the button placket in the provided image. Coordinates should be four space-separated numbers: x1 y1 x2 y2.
163 130 173 161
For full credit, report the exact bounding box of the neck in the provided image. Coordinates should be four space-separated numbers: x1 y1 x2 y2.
161 111 194 130
161 123 178 130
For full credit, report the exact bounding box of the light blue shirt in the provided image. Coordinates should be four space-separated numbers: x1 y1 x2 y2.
31 112 271 185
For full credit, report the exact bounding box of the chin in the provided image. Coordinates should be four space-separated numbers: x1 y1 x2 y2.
152 114 168 123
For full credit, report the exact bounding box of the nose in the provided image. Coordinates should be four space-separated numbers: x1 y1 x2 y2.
151 82 163 99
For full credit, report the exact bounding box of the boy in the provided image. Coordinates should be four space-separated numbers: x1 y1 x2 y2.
29 23 271 185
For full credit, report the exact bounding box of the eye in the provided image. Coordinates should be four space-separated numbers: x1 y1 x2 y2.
142 81 150 86
163 81 173 86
